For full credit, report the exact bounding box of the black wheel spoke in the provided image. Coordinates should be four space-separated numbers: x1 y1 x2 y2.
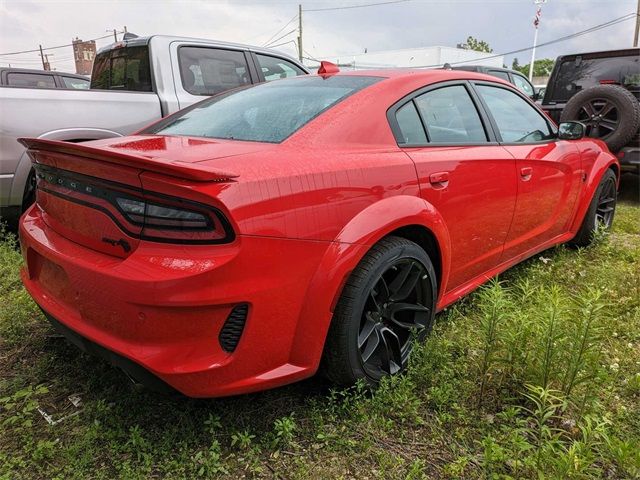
388 302 430 329
388 261 423 301
358 314 377 348
361 326 381 363
599 102 615 117
378 327 403 374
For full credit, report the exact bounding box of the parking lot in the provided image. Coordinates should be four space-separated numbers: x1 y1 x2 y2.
2 1 640 478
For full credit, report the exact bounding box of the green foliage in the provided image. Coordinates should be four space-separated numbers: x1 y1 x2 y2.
514 58 555 77
0 204 638 478
463 36 493 53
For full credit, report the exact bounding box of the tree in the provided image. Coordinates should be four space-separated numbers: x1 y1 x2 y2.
514 58 555 77
512 58 520 70
462 36 493 53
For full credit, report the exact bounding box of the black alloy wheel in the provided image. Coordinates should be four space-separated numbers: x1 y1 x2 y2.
358 258 431 377
594 173 616 229
576 98 620 141
321 236 437 386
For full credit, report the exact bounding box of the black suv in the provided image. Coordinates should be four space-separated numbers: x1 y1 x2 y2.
541 48 639 173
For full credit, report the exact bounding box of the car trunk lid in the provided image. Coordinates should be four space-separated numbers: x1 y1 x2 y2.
19 136 254 257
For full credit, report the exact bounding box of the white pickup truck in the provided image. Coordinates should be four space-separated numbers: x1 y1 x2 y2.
0 34 307 226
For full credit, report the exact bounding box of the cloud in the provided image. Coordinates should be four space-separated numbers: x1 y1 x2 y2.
0 0 636 72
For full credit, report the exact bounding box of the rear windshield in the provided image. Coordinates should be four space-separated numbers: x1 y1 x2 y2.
547 53 639 102
147 75 382 143
90 46 152 92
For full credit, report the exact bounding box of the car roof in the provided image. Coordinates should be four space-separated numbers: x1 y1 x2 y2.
324 68 514 85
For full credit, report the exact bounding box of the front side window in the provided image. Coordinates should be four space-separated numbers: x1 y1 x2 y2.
7 72 55 88
255 54 306 82
488 70 510 82
178 47 250 96
148 75 381 143
511 74 535 97
477 84 553 143
413 85 487 143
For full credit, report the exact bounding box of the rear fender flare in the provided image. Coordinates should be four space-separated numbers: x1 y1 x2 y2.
288 195 451 371
570 149 620 234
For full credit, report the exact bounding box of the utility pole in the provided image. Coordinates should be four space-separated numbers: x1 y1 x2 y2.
298 4 303 63
528 0 547 82
113 29 118 42
633 0 639 47
38 44 51 70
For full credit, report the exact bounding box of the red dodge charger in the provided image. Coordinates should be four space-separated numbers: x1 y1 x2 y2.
18 67 619 397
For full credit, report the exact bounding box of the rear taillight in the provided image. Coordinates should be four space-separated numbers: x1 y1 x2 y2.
35 164 234 244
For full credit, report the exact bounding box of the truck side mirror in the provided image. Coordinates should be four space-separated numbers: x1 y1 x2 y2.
557 121 585 140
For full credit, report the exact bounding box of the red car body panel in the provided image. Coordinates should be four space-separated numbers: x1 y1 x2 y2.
18 70 619 397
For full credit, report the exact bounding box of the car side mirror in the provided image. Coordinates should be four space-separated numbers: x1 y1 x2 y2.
557 121 585 140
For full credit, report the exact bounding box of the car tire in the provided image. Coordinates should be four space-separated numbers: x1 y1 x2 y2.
320 236 437 387
560 85 640 153
568 169 617 248
21 169 37 212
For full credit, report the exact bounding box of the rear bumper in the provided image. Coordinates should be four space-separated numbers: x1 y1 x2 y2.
19 205 332 397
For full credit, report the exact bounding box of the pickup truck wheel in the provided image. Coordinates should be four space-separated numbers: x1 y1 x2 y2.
560 85 640 152
320 236 437 387
568 169 617 248
21 169 37 212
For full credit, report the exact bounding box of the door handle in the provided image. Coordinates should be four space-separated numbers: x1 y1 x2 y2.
520 167 533 181
429 171 449 188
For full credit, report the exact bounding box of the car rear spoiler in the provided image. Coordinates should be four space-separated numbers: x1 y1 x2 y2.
18 137 239 182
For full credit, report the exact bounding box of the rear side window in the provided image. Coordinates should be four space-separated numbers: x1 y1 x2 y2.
148 75 381 143
255 54 306 81
178 47 251 96
395 102 427 144
414 85 487 143
62 76 90 89
477 85 553 143
7 72 56 88
91 46 152 92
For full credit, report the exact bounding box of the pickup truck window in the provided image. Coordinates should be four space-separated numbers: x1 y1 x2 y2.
7 72 56 89
178 47 251 96
149 75 381 143
62 76 90 90
91 46 153 92
255 54 306 81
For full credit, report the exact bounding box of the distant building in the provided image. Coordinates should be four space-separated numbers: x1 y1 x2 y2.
72 38 96 75
307 46 504 71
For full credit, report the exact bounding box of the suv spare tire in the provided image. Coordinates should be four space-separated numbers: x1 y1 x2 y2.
560 84 640 152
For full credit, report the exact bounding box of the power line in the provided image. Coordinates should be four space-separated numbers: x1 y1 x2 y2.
262 13 298 46
404 12 637 68
264 28 298 48
0 31 122 57
302 12 637 68
305 0 412 12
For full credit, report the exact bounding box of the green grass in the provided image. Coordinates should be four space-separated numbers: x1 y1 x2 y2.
1 201 639 479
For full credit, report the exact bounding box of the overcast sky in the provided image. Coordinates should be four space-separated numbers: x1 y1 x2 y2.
0 0 637 72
